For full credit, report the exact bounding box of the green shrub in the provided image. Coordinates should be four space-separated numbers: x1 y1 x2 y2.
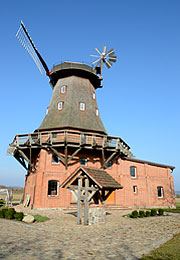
5 208 16 219
0 210 4 218
139 210 145 218
130 210 139 218
158 208 164 216
145 211 151 217
14 212 24 221
1 208 8 218
151 209 157 216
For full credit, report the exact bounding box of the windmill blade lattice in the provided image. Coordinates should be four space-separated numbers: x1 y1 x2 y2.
16 21 50 76
91 46 117 70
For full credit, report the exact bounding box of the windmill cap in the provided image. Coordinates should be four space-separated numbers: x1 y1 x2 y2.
49 61 103 89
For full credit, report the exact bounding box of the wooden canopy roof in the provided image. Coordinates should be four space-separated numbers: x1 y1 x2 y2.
60 166 123 190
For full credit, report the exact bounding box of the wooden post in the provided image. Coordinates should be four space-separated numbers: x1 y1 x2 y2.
77 177 82 225
65 144 68 170
101 148 105 168
84 178 89 225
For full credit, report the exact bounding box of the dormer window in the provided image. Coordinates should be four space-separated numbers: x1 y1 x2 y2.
80 102 85 111
58 101 64 110
60 85 66 94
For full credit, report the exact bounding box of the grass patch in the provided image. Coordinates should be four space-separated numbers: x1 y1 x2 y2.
33 214 49 222
141 232 180 260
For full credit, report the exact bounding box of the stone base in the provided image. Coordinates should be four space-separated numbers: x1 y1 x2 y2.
88 205 106 225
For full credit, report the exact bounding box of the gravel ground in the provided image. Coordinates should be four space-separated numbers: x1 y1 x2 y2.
0 206 180 260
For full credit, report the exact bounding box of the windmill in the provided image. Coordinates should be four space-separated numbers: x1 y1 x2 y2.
90 46 117 75
8 21 133 210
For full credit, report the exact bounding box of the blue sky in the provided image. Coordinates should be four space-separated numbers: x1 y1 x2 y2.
0 0 180 190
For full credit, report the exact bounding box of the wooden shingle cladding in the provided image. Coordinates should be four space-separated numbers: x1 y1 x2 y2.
38 74 107 135
61 166 123 190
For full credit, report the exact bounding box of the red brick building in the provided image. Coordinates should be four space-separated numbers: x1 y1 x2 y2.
8 62 175 208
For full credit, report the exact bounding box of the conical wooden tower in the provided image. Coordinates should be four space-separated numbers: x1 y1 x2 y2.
38 62 106 134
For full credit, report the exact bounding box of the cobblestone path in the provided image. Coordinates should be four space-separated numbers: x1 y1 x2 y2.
0 208 180 260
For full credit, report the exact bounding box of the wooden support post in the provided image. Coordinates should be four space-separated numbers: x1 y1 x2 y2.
101 148 105 168
67 147 82 163
48 147 65 164
77 177 83 225
17 149 33 169
84 178 89 225
65 144 68 170
14 151 27 170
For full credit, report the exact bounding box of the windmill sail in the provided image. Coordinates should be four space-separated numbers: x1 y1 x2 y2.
16 21 50 76
91 46 117 73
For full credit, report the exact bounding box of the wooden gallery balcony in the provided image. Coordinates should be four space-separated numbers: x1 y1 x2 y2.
7 130 133 170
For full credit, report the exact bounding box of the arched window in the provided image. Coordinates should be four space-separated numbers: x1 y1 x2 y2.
130 166 136 178
157 186 163 198
48 180 59 196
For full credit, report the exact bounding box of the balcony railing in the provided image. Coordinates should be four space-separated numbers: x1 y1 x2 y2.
8 130 133 156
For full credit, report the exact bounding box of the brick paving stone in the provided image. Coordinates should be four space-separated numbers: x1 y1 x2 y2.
0 206 180 260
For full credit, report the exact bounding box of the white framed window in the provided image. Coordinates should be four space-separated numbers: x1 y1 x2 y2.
93 93 96 99
46 107 49 115
52 155 60 164
96 109 99 116
130 166 136 178
157 186 163 198
80 102 85 111
48 180 59 196
60 85 67 94
133 186 137 194
80 158 87 166
58 101 64 110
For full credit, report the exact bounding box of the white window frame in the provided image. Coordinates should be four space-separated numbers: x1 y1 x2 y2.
80 102 85 111
96 109 99 116
60 85 66 94
130 166 136 178
133 186 137 194
58 101 63 110
48 180 59 197
157 186 163 198
93 93 96 99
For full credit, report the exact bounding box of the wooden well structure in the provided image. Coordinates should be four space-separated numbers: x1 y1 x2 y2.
61 167 122 225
